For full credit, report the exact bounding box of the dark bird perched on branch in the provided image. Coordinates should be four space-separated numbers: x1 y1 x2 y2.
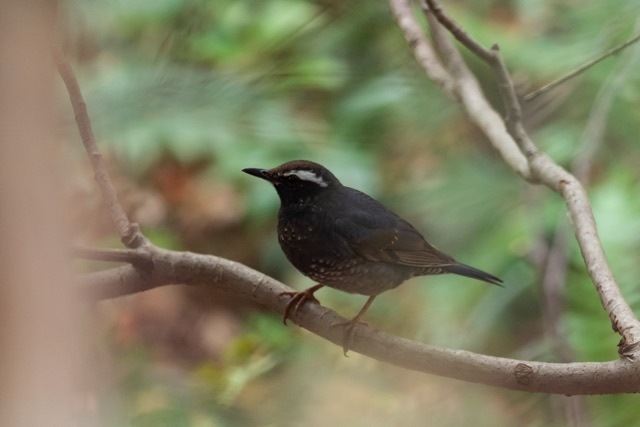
243 160 502 354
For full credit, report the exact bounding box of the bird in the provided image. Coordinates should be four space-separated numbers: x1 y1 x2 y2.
243 160 502 354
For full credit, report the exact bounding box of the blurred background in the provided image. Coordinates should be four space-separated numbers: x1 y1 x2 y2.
60 0 640 425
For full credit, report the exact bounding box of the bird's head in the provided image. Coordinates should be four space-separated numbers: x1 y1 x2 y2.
243 160 341 204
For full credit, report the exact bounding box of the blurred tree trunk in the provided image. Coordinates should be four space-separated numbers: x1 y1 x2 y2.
0 2 87 425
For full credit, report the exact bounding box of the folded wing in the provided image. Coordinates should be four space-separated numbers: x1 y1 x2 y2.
334 212 455 267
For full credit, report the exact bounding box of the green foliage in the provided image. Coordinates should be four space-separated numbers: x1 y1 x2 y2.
68 0 640 424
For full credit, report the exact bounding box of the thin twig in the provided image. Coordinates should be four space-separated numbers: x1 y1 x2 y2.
525 33 640 102
573 22 640 185
79 265 158 300
389 0 455 98
422 0 493 62
72 246 152 265
52 46 147 249
540 222 574 361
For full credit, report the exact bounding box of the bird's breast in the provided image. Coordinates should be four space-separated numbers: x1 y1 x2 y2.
277 207 339 259
276 207 413 295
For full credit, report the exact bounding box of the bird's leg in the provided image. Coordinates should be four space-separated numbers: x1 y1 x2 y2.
278 284 324 326
332 295 377 356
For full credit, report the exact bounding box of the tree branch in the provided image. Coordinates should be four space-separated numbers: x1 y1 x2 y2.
52 46 147 249
524 32 640 102
79 246 640 395
417 0 640 360
389 0 455 98
73 246 152 265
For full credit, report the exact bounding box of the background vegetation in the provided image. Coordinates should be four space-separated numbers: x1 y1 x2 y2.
62 0 640 425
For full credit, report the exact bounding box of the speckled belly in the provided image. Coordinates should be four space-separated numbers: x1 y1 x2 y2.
277 219 414 295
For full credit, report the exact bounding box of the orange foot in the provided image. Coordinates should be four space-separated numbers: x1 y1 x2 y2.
332 295 377 356
278 284 324 325
331 318 368 357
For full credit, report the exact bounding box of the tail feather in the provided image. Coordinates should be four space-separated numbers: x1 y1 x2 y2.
444 263 503 287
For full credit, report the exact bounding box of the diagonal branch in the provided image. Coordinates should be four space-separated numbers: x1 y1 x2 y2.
525 32 640 102
52 46 147 249
389 0 455 98
417 0 640 360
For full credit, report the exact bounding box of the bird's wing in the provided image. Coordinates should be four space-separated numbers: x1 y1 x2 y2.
334 211 455 267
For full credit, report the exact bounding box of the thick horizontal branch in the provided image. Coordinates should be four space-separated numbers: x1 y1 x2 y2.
79 246 640 395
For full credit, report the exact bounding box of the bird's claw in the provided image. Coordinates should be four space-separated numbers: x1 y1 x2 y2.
331 319 368 356
278 286 322 325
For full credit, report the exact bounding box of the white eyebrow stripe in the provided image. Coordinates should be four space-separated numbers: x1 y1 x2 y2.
283 170 328 187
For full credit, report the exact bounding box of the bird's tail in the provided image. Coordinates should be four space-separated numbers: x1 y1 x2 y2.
444 263 503 287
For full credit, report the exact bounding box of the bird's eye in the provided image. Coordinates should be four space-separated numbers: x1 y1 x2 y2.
285 174 301 182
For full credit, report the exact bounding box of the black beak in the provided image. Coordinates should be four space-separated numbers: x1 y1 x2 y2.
242 168 270 181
